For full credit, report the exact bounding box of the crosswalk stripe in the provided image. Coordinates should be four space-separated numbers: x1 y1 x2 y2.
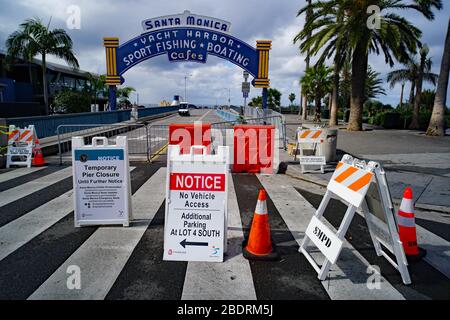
232 174 329 300
181 173 257 300
0 167 46 183
0 167 73 207
28 167 166 300
0 167 137 262
258 174 405 300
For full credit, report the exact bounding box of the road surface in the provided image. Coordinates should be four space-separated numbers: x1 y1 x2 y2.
0 109 449 300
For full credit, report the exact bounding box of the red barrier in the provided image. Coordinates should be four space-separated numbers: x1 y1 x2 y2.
233 125 275 174
169 123 212 154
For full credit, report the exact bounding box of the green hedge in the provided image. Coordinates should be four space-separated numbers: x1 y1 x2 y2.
368 110 432 130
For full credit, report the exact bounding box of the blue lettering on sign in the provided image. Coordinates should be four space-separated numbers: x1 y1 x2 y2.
116 27 258 77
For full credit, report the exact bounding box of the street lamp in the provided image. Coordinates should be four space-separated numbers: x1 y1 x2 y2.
222 88 231 109
133 92 139 106
184 74 192 103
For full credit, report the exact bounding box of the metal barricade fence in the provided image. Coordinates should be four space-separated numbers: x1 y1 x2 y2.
211 115 287 150
147 124 170 160
57 123 150 164
56 114 287 165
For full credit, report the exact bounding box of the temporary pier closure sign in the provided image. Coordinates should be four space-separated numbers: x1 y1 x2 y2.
72 136 131 227
164 145 230 262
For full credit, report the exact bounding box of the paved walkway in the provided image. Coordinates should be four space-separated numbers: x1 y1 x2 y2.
283 114 450 211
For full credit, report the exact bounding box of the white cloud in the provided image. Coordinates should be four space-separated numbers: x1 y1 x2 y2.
1 0 448 107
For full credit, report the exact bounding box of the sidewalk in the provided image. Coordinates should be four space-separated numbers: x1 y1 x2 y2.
281 114 450 213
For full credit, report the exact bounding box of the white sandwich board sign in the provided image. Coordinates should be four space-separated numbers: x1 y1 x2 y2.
164 145 229 262
72 136 132 227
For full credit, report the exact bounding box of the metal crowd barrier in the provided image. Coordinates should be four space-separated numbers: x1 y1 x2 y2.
56 114 287 165
211 115 287 150
57 123 150 164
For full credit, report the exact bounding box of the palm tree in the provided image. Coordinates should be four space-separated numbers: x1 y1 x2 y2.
116 86 136 109
387 56 437 110
6 17 79 114
288 93 296 112
249 96 263 107
410 45 431 129
295 1 349 127
340 64 386 106
288 93 296 106
300 64 333 123
295 0 442 131
421 89 436 111
365 66 387 100
427 19 450 136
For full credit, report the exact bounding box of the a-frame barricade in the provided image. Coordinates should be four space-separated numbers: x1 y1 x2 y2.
300 154 411 285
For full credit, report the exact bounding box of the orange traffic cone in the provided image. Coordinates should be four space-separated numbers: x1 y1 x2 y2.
243 188 279 261
32 138 46 167
398 187 426 262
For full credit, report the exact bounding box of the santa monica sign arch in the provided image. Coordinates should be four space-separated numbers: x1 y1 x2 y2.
103 10 272 110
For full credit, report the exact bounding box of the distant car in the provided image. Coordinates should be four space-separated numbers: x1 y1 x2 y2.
178 102 190 116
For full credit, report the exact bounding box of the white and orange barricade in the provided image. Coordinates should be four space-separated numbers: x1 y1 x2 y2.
300 154 411 285
6 125 36 168
294 127 326 173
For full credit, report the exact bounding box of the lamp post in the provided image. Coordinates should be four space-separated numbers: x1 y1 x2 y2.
184 74 192 103
133 92 139 106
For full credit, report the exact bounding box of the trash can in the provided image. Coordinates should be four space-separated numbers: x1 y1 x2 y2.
322 128 338 163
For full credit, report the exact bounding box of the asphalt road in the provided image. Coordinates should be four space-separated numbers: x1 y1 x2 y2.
0 109 449 300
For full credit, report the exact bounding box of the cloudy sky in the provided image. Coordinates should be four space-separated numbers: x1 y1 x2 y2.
0 0 448 107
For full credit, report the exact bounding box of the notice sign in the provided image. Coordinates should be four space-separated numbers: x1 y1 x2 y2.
72 136 131 227
164 145 229 262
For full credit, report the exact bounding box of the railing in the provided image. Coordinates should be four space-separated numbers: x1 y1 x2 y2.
6 106 178 139
214 108 287 150
215 109 241 122
55 112 287 165
211 115 287 150
57 123 149 164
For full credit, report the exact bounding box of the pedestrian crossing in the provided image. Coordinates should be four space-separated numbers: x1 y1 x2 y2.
0 164 449 300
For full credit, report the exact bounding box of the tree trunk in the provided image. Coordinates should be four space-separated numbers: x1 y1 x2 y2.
427 19 450 136
302 0 312 121
41 53 49 115
329 62 340 127
399 83 404 109
348 43 368 131
408 81 415 109
410 53 427 129
298 88 303 117
314 94 321 123
409 81 422 129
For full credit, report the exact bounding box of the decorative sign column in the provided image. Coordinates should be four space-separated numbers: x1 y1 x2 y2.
103 37 121 111
254 40 272 110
